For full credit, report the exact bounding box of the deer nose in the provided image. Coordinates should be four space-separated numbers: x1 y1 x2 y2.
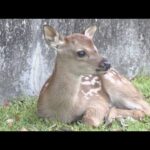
99 58 111 71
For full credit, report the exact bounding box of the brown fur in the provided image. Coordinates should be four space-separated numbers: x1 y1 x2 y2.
37 25 150 127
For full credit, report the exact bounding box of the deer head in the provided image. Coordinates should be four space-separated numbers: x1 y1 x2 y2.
43 25 111 76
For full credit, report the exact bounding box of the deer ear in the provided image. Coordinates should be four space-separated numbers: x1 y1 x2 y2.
84 26 97 39
43 25 64 49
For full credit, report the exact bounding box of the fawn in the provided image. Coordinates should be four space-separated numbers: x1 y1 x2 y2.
37 25 150 127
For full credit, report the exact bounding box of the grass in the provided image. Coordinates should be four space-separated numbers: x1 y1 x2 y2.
0 76 150 131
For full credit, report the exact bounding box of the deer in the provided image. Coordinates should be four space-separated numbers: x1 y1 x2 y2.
37 25 150 127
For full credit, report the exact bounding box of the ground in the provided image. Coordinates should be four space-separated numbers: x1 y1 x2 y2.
0 76 150 131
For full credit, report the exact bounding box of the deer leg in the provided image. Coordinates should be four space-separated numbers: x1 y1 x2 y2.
105 107 145 125
82 101 109 127
114 99 150 116
134 100 150 116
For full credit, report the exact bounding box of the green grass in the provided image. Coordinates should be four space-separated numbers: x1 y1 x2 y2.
0 76 150 131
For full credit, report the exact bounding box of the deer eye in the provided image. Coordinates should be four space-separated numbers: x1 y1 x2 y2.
77 50 86 57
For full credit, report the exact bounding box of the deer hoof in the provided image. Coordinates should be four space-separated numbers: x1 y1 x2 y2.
82 116 101 127
132 110 145 120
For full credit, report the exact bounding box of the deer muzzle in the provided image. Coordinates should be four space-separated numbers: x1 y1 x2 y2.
96 58 111 72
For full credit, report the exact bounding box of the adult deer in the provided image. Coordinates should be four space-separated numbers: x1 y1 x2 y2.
37 25 150 127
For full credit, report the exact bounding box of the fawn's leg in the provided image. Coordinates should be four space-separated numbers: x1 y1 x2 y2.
105 107 145 124
134 100 150 115
82 100 110 127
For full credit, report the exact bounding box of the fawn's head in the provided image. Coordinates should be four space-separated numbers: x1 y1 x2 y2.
43 25 111 76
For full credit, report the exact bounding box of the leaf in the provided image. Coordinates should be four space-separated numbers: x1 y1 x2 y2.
20 127 28 131
112 128 123 131
6 119 14 128
15 114 20 121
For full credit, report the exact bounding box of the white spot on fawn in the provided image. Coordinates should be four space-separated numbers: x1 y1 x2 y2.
89 74 93 77
87 88 101 95
81 90 90 100
85 77 90 80
81 81 91 85
81 76 100 86
91 76 99 85
81 88 101 100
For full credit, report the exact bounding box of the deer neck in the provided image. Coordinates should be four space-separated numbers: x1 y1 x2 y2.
46 55 81 105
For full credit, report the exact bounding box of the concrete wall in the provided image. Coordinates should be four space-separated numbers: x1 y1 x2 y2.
0 19 150 103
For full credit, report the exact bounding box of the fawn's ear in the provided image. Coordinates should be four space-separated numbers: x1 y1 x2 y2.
84 26 97 39
43 25 64 49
